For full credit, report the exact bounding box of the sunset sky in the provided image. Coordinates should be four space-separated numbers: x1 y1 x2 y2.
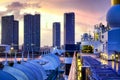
0 0 111 47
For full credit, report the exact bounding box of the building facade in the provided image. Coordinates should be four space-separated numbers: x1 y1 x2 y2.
64 12 75 45
64 12 75 79
24 14 40 52
1 15 19 50
53 22 60 48
105 1 120 62
13 21 19 50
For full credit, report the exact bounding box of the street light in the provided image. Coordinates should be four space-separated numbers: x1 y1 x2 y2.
10 43 18 63
10 47 13 62
11 47 14 50
10 46 17 63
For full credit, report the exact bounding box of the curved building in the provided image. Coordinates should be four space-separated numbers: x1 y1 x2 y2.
0 53 60 80
13 63 37 80
21 62 43 80
3 66 29 80
28 61 47 80
0 70 17 80
106 0 120 59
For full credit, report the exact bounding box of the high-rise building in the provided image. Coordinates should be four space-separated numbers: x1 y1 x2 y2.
64 12 75 45
13 20 19 50
53 22 60 48
24 14 40 52
1 15 19 50
64 12 75 79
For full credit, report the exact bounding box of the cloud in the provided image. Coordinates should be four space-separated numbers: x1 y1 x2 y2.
7 2 25 9
0 1 41 20
42 0 110 14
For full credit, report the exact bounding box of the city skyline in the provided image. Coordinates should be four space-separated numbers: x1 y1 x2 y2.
0 0 111 47
1 0 120 80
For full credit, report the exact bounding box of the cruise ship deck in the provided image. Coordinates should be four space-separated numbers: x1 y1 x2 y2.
68 53 120 80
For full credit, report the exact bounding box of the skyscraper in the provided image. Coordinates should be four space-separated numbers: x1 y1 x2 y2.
24 14 40 52
64 12 75 45
64 12 75 78
13 20 19 50
53 22 60 48
1 15 19 50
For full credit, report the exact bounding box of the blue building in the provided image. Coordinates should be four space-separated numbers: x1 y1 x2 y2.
64 12 75 45
53 22 61 48
24 14 40 52
106 0 120 60
1 15 19 50
13 20 19 50
64 12 75 79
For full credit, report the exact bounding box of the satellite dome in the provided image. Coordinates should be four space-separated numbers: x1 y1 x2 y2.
83 33 89 38
106 5 120 28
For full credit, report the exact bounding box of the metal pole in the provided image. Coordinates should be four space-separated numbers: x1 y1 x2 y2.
4 52 8 65
32 45 33 60
27 45 30 61
14 51 17 63
21 51 24 61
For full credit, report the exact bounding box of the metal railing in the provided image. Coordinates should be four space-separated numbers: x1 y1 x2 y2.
68 52 82 80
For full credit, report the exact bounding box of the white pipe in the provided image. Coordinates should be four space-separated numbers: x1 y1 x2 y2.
21 51 24 61
14 51 17 63
27 50 30 61
32 48 34 60
4 53 8 66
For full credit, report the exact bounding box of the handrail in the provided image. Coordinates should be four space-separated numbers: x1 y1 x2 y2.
68 52 82 80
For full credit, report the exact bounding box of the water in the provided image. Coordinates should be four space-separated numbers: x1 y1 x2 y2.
100 59 119 72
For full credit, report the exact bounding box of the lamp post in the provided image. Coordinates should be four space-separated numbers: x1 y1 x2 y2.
10 46 16 63
11 43 18 63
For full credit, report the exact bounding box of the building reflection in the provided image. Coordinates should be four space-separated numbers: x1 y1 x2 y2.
100 58 120 74
111 61 114 69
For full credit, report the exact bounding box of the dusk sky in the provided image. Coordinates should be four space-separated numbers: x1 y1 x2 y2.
0 0 111 47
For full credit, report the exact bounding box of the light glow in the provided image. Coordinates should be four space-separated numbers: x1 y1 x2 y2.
111 0 120 5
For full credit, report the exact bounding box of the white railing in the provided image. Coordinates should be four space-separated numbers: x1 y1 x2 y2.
68 53 77 80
